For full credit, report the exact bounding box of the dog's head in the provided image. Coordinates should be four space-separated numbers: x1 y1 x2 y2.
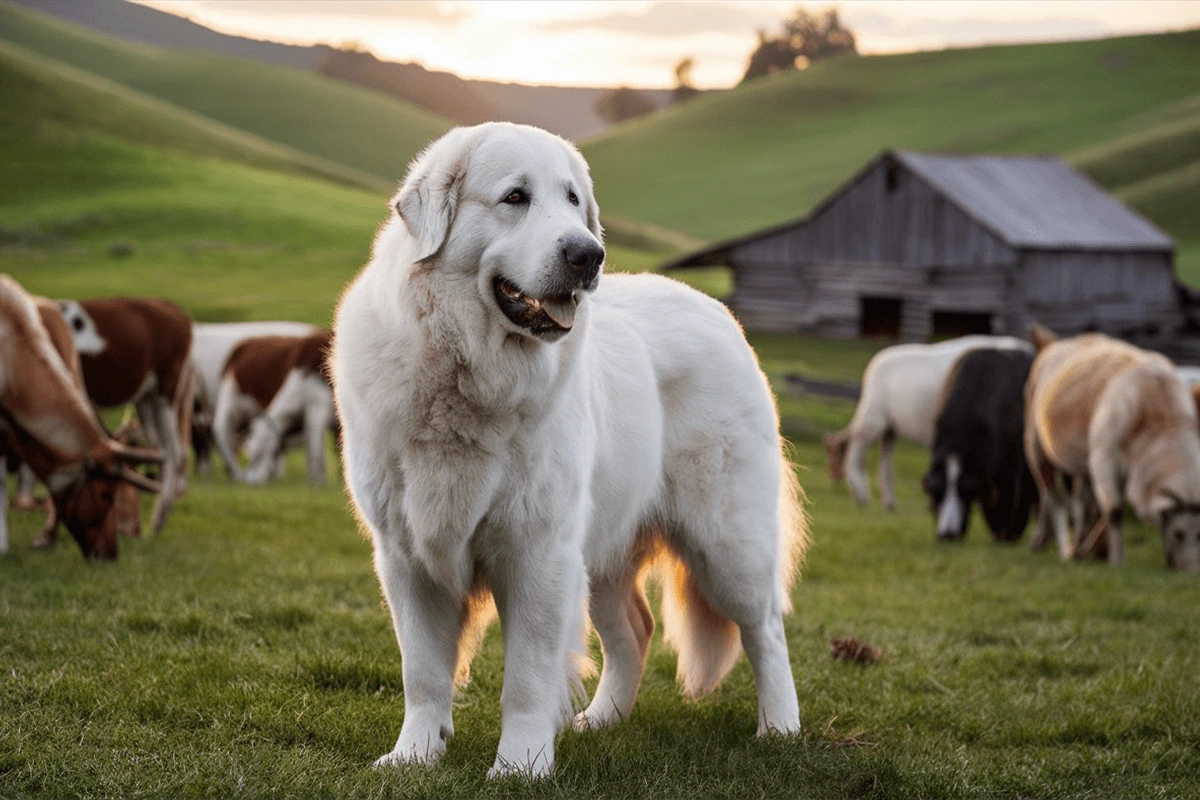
393 123 605 343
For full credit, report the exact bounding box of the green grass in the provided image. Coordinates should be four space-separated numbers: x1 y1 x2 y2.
4 421 1200 798
0 1 451 184
581 30 1200 246
3 30 1200 799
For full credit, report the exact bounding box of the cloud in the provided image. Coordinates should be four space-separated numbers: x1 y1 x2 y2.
845 9 1110 45
187 1 469 25
539 2 783 38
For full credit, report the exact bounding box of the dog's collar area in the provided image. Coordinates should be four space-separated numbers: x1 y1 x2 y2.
492 276 578 341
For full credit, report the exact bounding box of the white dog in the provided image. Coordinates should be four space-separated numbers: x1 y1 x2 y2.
331 123 808 778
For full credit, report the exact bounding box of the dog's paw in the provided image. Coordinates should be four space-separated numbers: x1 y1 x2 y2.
756 717 802 737
372 737 446 770
487 756 553 780
573 706 619 732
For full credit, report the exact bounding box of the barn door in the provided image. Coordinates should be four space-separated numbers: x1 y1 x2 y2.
860 296 903 338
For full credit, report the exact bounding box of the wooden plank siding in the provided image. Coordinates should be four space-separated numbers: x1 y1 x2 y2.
1019 250 1179 335
698 152 1178 341
727 159 1018 338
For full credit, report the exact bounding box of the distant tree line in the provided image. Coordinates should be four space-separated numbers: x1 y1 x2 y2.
742 8 856 83
593 6 858 125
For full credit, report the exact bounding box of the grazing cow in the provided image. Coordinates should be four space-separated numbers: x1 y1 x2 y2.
190 321 320 475
922 348 1038 542
1026 332 1200 570
213 330 335 484
57 298 195 535
0 277 161 559
825 335 1033 508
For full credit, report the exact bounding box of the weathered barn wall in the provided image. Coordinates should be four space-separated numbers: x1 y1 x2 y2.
1019 250 1179 335
728 158 1017 339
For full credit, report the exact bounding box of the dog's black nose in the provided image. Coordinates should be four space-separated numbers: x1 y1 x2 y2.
562 237 605 276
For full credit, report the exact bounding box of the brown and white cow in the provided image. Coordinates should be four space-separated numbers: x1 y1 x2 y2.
1026 332 1200 570
213 330 335 485
190 320 320 476
0 276 161 559
57 297 195 534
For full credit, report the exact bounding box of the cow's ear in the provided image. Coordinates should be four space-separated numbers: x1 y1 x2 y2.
393 128 474 263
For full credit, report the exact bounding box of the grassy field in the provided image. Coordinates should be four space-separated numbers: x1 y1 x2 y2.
2 28 1200 800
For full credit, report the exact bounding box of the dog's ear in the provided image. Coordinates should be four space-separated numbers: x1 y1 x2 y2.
393 129 472 262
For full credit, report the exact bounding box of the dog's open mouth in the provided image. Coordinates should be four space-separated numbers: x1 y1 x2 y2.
493 276 578 339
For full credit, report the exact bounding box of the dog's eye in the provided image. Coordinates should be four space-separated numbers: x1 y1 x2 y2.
502 189 528 205
568 190 579 206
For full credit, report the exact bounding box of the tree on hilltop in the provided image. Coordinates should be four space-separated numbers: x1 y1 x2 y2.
741 7 856 83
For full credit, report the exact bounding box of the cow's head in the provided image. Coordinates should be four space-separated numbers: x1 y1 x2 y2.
1158 490 1200 572
923 454 984 540
824 431 849 483
53 442 162 560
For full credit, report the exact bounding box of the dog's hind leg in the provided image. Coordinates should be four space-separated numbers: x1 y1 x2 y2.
575 556 654 731
664 450 803 736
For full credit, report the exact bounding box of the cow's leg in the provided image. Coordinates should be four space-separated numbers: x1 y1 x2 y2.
32 502 58 549
13 463 38 510
138 394 184 534
304 394 333 485
877 430 898 511
172 362 196 490
844 429 879 507
0 456 9 555
212 379 246 481
1026 437 1070 558
1087 451 1125 567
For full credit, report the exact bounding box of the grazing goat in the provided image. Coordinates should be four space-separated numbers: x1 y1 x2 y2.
58 298 195 535
213 330 335 484
923 348 1038 542
0 277 161 559
190 321 319 475
1026 332 1200 570
825 335 1032 508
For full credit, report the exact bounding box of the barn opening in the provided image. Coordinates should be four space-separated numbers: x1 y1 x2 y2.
860 296 903 338
932 310 992 337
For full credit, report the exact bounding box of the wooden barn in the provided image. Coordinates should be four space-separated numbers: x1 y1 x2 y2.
664 150 1178 341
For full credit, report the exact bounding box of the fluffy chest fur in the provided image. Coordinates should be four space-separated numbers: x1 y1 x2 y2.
334 261 592 592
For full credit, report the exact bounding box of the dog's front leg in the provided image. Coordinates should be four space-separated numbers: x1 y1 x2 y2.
372 540 466 769
488 542 588 779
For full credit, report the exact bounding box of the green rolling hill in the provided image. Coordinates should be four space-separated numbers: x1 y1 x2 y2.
0 37 667 324
0 1 452 184
580 30 1200 263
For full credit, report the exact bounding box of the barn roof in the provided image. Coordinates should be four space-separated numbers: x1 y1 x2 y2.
663 150 1173 270
892 151 1173 251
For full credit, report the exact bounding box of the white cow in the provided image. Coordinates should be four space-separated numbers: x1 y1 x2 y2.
825 335 1033 508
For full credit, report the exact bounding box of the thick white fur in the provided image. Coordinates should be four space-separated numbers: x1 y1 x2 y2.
828 336 1032 508
332 124 808 778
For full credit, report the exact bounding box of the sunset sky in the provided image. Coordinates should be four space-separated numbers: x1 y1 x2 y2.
133 1 1200 88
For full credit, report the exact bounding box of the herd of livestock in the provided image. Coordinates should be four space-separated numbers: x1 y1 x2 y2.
0 275 334 559
3 266 1199 573
825 331 1200 571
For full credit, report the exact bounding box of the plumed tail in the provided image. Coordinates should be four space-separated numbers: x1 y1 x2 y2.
659 554 742 698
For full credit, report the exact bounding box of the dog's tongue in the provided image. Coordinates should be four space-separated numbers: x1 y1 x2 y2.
541 296 577 329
